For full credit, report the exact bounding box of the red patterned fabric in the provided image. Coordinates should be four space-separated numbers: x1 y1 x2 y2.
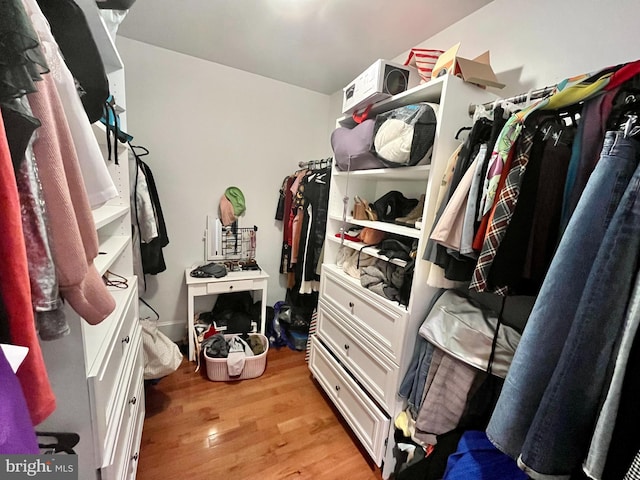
470 126 537 294
472 146 516 252
0 111 55 425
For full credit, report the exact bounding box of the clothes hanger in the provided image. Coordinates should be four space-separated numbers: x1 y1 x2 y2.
129 144 150 157
621 110 640 138
606 75 640 130
555 102 583 129
472 103 492 123
609 93 640 134
455 126 472 140
36 432 80 455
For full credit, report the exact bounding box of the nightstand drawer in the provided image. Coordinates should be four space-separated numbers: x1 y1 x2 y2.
318 301 399 412
321 264 407 362
309 337 390 466
206 279 254 294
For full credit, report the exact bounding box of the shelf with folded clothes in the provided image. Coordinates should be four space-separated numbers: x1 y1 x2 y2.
337 75 446 128
328 214 422 240
326 234 408 268
333 165 431 181
95 235 131 276
322 263 408 316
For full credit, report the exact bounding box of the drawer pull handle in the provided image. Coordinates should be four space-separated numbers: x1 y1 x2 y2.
344 344 350 350
335 385 340 392
122 335 130 344
129 396 137 405
229 285 234 290
348 302 354 308
131 452 139 461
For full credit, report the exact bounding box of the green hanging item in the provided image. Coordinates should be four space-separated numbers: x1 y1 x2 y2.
224 187 246 216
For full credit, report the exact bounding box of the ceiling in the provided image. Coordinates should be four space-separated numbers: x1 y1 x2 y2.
117 0 492 95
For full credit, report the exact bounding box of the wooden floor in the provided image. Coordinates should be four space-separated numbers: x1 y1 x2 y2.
137 346 384 480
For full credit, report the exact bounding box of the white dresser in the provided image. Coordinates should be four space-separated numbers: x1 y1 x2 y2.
309 75 496 479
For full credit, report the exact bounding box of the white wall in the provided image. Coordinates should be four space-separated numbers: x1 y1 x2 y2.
117 37 332 339
395 0 640 98
327 0 640 124
121 0 640 339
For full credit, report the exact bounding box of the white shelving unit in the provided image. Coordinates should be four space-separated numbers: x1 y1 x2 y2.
333 165 431 180
329 215 423 239
309 74 497 478
326 236 408 268
96 235 132 276
336 76 447 127
38 3 144 480
93 204 129 229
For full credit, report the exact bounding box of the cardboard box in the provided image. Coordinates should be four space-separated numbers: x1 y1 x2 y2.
431 43 505 89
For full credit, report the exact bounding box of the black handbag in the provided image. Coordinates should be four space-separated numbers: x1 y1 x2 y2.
372 191 419 223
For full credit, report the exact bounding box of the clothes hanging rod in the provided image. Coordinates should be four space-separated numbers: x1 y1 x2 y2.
298 157 333 168
468 84 558 116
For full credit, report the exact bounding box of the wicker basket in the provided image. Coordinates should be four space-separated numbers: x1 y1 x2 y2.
204 334 268 381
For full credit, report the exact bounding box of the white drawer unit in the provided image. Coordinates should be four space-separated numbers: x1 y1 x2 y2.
87 287 139 463
317 300 399 412
309 337 390 465
315 75 498 478
100 325 143 471
126 396 145 480
101 345 145 480
39 280 144 480
321 264 407 363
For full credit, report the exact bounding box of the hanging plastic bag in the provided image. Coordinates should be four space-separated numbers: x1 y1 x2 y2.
139 299 183 380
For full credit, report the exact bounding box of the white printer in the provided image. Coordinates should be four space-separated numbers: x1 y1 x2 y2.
342 59 420 115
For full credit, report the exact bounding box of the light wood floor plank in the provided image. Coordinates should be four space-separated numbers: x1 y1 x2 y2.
137 346 384 480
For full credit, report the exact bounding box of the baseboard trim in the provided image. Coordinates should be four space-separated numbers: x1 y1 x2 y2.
157 321 187 344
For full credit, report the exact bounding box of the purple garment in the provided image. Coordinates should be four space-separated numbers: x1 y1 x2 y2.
0 347 39 454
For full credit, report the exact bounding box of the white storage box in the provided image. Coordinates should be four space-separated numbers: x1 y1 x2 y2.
342 59 420 114
204 334 268 381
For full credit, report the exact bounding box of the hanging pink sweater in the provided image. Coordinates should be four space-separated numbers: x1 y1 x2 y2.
27 72 115 324
0 112 55 425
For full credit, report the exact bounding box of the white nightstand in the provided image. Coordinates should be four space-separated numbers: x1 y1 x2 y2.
185 267 269 361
